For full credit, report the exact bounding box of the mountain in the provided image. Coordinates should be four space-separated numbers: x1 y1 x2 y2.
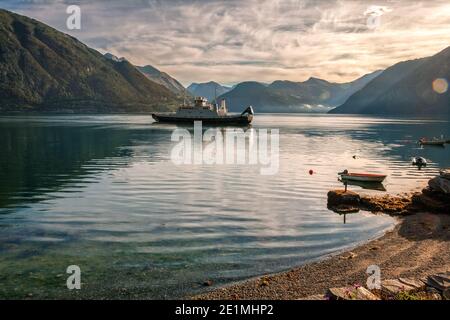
329 47 450 115
325 71 383 106
104 52 127 63
216 81 326 113
103 53 185 96
137 65 185 96
187 81 231 101
217 71 382 113
0 9 179 113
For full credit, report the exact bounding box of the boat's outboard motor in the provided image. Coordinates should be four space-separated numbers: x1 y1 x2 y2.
412 157 427 169
241 106 254 116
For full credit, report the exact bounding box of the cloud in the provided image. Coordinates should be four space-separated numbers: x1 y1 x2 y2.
1 0 450 85
364 5 393 16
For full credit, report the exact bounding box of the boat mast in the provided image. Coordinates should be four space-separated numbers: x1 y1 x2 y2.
214 83 218 112
214 84 218 104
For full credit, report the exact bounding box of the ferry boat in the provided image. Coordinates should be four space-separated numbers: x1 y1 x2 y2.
152 97 254 125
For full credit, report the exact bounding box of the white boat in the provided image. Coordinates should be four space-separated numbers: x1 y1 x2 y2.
152 97 253 125
338 170 387 183
412 157 427 167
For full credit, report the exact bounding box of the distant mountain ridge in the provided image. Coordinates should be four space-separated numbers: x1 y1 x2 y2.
187 81 231 101
219 81 317 113
330 46 450 115
103 53 186 96
216 71 382 113
137 65 185 96
104 52 127 63
0 9 179 113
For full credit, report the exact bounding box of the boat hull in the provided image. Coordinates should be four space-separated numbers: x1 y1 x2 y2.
152 114 253 126
341 180 386 191
420 142 445 146
340 174 386 183
419 139 446 146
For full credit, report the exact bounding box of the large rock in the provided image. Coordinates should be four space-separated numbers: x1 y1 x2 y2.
440 169 450 180
327 190 360 206
429 176 450 194
425 273 450 292
412 193 450 213
422 187 447 200
398 278 426 290
360 195 412 214
327 190 361 213
443 288 450 300
382 278 425 295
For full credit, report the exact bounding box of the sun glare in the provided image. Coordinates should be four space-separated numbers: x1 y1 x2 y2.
432 78 448 94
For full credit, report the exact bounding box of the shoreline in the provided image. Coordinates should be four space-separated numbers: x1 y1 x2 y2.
194 192 450 300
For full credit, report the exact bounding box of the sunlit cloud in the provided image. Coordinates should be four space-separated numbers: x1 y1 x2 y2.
1 0 450 85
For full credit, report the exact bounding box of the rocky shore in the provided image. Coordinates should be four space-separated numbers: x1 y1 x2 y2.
327 171 450 215
194 173 450 300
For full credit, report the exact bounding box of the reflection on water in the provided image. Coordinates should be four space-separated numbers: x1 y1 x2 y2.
0 114 449 299
340 180 387 191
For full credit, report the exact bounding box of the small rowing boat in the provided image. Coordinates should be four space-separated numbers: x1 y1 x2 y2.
338 170 387 183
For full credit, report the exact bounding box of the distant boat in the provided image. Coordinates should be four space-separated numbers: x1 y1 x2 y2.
419 138 446 146
152 97 253 125
338 170 387 183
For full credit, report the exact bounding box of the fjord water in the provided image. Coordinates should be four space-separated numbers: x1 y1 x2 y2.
1 114 450 299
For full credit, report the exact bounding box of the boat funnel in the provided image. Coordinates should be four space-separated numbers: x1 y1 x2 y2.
220 99 227 113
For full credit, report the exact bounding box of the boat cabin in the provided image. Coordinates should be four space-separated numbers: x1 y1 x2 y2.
176 97 228 118
194 97 210 108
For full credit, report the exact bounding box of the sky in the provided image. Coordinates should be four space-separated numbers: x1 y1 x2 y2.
1 0 450 86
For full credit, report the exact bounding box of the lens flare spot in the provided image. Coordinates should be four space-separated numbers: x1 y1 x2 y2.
432 78 448 94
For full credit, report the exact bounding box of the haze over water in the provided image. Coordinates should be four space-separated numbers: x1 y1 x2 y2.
1 114 449 299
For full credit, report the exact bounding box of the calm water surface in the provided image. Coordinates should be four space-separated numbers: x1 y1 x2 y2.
1 114 449 298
